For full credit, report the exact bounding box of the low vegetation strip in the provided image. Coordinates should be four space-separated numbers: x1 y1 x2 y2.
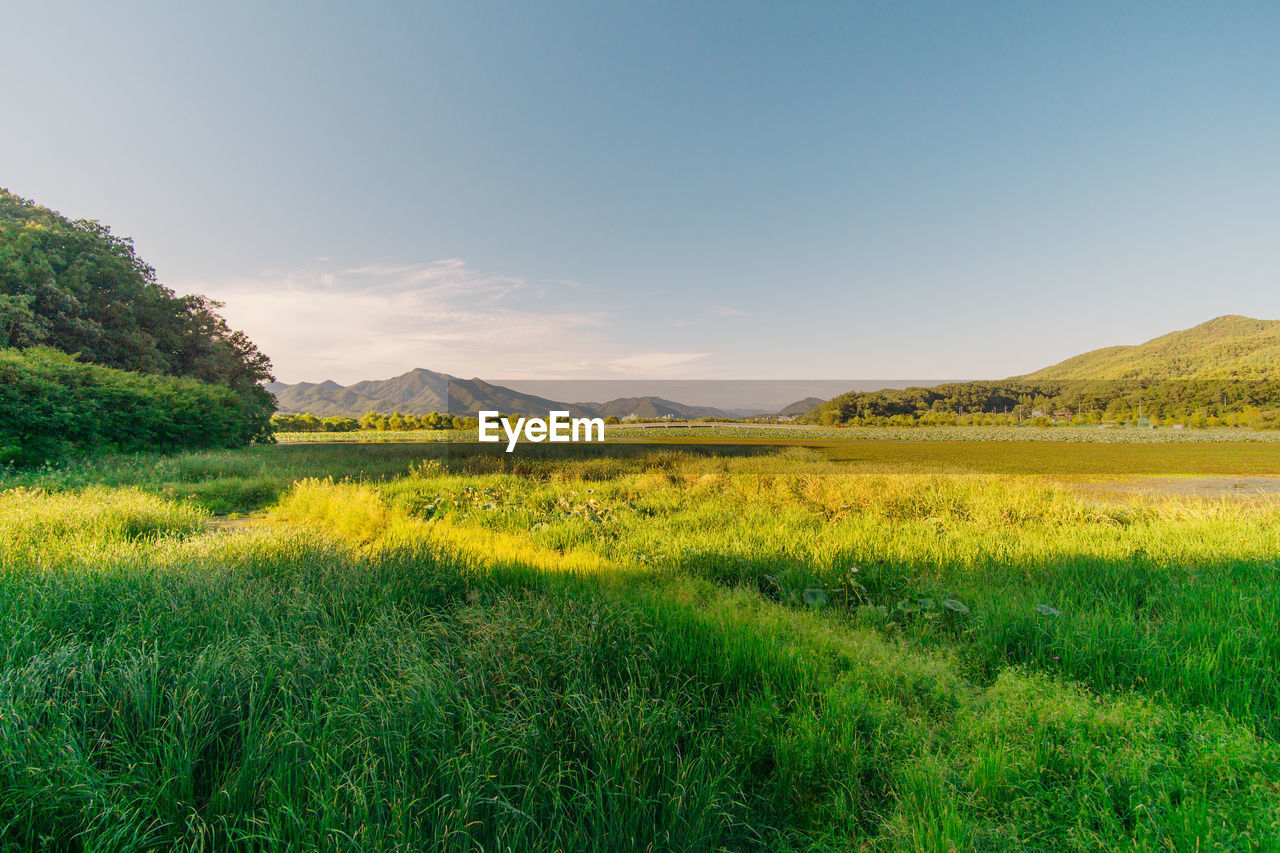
0 348 273 466
1 444 1278 849
274 424 1280 445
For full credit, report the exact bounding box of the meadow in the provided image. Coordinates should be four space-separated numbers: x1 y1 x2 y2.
1 439 1278 851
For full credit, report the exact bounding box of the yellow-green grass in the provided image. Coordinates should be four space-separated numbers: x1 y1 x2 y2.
1 445 1278 850
274 428 461 444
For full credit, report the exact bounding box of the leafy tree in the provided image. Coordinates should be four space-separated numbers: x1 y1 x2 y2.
0 293 38 347
0 188 274 402
322 416 359 432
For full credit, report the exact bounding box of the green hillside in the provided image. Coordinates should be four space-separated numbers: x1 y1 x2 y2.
805 315 1280 428
1021 315 1280 381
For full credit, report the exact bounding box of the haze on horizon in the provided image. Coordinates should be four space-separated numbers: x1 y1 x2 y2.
3 1 1277 385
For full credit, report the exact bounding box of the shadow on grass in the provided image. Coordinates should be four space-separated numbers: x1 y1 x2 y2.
657 544 1280 742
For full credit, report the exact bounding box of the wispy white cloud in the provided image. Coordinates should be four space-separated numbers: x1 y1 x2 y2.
605 352 712 373
709 304 775 322
175 259 713 383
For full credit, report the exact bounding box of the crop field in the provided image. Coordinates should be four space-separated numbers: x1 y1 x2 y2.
2 440 1279 850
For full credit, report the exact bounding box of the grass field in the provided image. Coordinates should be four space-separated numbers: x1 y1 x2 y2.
2 439 1279 850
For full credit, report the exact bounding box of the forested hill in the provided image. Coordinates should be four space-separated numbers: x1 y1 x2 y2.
1 189 276 463
805 316 1280 427
1021 315 1280 381
0 188 273 396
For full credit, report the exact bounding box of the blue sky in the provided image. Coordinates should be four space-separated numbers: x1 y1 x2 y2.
3 1 1278 383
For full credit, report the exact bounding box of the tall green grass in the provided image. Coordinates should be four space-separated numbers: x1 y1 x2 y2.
1 445 1278 850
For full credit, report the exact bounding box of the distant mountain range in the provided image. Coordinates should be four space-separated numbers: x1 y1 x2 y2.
1020 315 1280 381
268 369 736 419
271 316 1278 420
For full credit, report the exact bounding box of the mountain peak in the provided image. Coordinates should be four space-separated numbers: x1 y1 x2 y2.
402 367 450 379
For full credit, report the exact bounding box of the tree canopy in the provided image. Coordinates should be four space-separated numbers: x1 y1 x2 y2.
0 189 273 400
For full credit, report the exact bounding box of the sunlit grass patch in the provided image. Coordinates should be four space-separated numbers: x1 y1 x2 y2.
0 486 206 550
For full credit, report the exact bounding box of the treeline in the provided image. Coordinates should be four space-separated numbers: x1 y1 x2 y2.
271 411 477 433
1 189 276 464
2 349 272 466
804 379 1280 429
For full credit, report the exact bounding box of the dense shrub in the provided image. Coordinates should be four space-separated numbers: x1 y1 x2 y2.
0 348 272 466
